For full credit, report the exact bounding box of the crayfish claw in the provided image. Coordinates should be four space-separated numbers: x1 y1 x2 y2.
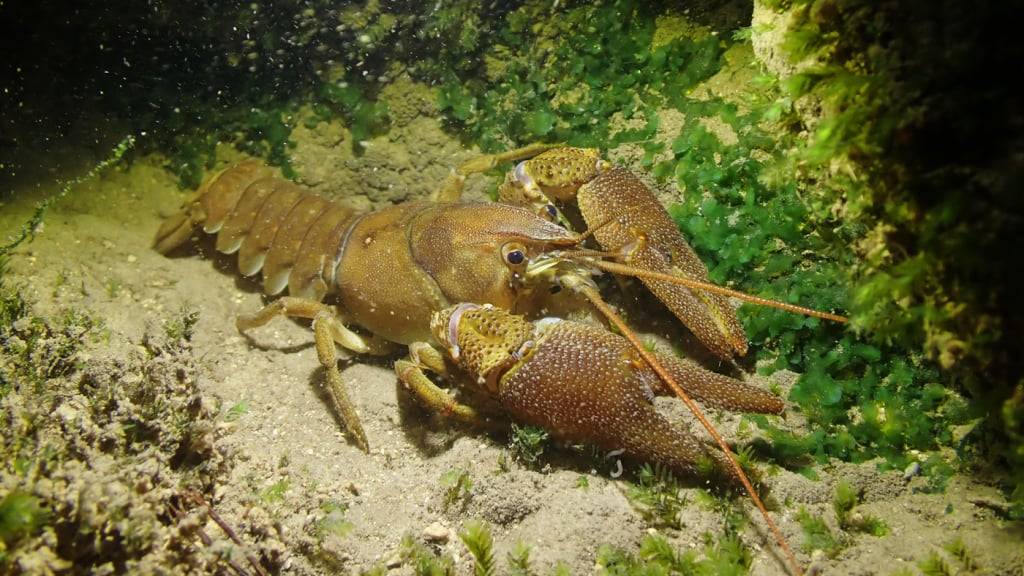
576 167 749 360
650 351 785 415
497 320 716 476
435 310 782 480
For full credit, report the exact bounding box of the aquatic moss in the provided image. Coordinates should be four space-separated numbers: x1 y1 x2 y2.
0 135 135 256
439 468 474 511
753 0 1024 510
656 90 971 473
625 463 688 529
313 80 391 151
0 258 96 397
397 520 752 576
436 1 725 151
0 491 48 563
399 533 456 576
509 423 550 467
459 520 497 576
795 507 845 558
833 480 888 536
597 531 752 576
917 551 955 576
0 264 261 573
507 542 536 576
167 103 299 188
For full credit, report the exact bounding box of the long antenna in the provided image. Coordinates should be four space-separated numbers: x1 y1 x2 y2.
573 282 805 576
578 257 848 324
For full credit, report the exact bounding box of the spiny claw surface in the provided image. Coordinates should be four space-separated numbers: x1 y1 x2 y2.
499 147 605 203
434 305 782 479
577 167 749 360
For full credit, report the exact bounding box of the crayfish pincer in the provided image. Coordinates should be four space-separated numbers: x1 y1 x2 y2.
398 303 784 480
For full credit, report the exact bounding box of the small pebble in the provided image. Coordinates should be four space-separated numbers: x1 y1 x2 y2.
903 461 921 480
422 521 450 543
807 549 828 575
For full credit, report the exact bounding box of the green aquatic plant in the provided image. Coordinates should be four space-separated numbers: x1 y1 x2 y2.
663 94 969 472
439 468 473 510
0 257 97 398
755 0 1024 510
795 507 844 558
942 537 979 573
793 480 889 559
655 77 974 479
917 551 954 576
597 530 752 576
625 463 687 529
162 306 200 343
507 543 535 576
314 500 354 542
509 424 549 467
104 277 123 298
314 79 390 151
550 561 572 576
0 135 135 256
459 520 497 576
167 130 219 191
223 398 250 422
833 481 888 536
0 491 48 558
260 478 290 504
167 102 299 188
413 0 491 77
436 1 725 151
399 534 456 576
0 280 243 572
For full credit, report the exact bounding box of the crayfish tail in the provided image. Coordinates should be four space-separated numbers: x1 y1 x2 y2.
153 160 273 254
153 209 198 254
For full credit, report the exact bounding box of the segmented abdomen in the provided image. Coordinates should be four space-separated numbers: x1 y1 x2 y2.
156 161 359 302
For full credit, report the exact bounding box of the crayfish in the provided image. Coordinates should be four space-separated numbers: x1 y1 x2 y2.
155 144 844 575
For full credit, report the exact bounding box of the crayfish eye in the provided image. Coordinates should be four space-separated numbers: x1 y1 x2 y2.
545 204 558 219
507 250 525 265
501 242 528 268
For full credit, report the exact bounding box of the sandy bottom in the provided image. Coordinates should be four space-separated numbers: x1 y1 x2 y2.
2 149 1021 575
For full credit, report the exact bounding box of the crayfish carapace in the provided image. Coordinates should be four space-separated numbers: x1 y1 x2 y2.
155 145 845 575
